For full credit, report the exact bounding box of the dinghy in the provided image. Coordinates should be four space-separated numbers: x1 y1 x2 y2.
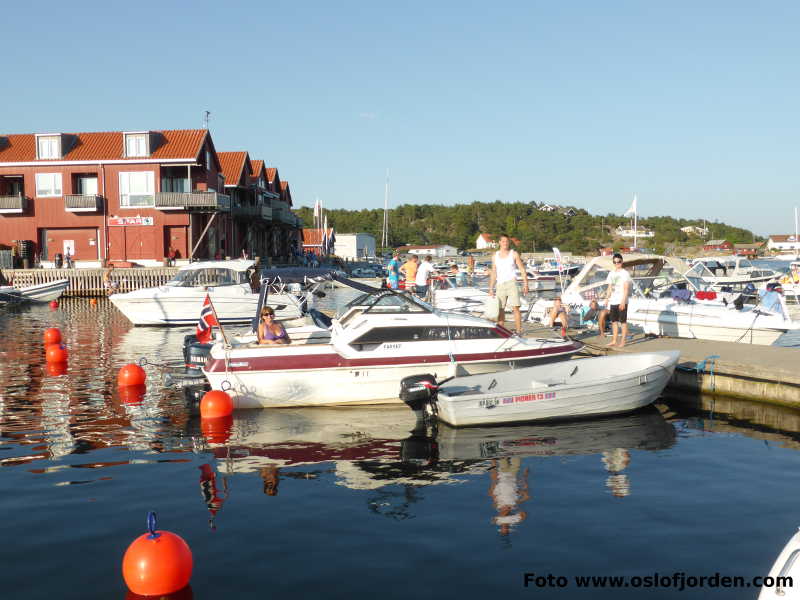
400 351 680 427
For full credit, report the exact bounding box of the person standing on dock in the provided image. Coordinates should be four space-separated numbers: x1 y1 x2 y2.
604 253 632 347
414 255 436 298
400 255 418 293
488 234 528 334
103 264 119 295
386 251 401 289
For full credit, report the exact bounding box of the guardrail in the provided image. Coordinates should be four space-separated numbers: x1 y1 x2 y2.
0 267 179 296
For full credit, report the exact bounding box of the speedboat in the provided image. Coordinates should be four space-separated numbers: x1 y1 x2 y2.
759 528 800 599
109 259 304 326
400 351 679 427
202 285 582 408
688 256 779 291
0 279 70 303
529 254 800 345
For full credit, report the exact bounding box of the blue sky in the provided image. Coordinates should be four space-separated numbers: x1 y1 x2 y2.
3 0 798 235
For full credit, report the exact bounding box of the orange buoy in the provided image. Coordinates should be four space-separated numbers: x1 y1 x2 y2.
49 300 59 309
45 344 68 363
90 298 98 306
122 512 193 596
200 414 233 445
126 584 193 600
43 328 62 345
118 384 147 405
45 362 68 377
200 390 233 419
118 363 146 387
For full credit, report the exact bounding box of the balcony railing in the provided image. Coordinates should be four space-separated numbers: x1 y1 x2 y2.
65 194 102 212
261 205 272 220
231 204 261 217
154 191 230 212
281 211 297 226
0 194 28 214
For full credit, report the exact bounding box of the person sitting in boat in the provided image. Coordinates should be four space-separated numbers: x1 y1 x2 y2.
257 306 290 345
547 297 569 331
579 299 609 335
780 263 800 285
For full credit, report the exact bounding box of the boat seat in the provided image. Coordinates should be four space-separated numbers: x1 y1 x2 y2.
443 385 483 396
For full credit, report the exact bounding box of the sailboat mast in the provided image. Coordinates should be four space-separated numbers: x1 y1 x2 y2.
382 169 389 248
795 206 798 259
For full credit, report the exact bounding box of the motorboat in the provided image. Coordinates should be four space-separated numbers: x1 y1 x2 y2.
431 275 530 315
528 258 582 278
529 254 800 345
400 351 679 427
688 256 779 291
0 278 70 303
109 259 305 326
758 528 800 599
202 285 583 408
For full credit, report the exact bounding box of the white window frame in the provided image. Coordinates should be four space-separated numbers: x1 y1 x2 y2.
125 134 149 158
118 171 155 208
35 173 63 197
37 136 61 159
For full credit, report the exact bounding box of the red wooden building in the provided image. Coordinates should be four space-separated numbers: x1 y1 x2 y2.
0 129 300 266
703 239 733 252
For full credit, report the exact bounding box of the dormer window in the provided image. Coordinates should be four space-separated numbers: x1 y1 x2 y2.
36 135 61 159
124 132 149 157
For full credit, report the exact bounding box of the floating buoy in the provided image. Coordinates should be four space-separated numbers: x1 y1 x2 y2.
90 298 97 306
43 328 62 345
45 362 68 377
118 384 147 405
122 512 193 596
49 300 59 309
46 344 68 363
200 414 233 445
126 584 193 600
118 363 146 387
200 390 233 419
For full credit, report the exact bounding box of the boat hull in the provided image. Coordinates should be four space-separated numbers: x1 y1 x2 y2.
0 279 70 303
433 351 679 427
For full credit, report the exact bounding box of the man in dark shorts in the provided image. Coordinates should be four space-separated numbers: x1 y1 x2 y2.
604 253 632 347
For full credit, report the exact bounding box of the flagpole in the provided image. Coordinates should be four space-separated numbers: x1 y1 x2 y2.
633 194 638 251
207 296 229 346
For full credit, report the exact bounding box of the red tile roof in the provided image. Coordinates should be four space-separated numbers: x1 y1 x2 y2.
302 228 334 246
249 159 265 179
266 167 278 183
0 129 208 162
217 151 250 187
770 235 799 242
280 180 289 191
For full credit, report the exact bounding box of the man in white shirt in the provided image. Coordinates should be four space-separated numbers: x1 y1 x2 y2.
415 255 436 299
488 234 528 334
604 253 632 347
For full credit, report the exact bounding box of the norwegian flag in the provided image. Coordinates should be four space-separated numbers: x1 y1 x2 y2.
196 294 219 343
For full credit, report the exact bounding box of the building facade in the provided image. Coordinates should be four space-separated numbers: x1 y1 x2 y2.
767 235 800 254
334 233 376 259
0 129 300 266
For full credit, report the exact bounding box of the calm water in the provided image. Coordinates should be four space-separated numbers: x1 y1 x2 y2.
3 297 800 599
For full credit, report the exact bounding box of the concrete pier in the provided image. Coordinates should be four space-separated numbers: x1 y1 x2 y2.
521 323 800 407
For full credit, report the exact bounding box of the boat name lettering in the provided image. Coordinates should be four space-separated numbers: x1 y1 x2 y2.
383 343 401 349
229 361 248 367
483 392 557 407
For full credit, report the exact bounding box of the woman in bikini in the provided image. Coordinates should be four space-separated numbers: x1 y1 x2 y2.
257 306 290 345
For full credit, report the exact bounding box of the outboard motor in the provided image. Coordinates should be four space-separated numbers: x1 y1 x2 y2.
399 373 438 412
182 334 213 377
400 429 439 465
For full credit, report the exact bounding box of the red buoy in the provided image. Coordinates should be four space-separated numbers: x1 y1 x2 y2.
200 390 233 419
200 414 233 445
118 363 146 387
43 328 62 345
126 585 193 600
122 513 193 596
45 362 68 377
45 344 68 363
90 298 98 306
118 384 147 405
49 300 59 309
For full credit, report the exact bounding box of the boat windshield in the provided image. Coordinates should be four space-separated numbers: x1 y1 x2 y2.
336 290 431 319
168 268 246 287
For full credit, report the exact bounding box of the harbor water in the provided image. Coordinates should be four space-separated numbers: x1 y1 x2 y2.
2 294 800 599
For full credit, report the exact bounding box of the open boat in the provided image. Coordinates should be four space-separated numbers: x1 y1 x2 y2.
202 282 582 408
688 256 779 291
400 351 679 427
0 278 70 303
431 275 530 315
109 259 304 325
529 254 800 345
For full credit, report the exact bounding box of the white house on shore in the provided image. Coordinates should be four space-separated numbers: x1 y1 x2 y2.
397 244 458 258
334 233 376 259
476 233 497 249
680 225 709 236
767 235 800 254
615 226 655 239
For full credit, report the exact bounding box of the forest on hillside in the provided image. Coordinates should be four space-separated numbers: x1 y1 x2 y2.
296 201 759 255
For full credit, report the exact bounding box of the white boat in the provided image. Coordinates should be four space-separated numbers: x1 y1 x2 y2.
529 254 800 345
202 288 583 408
0 278 70 303
109 259 304 326
431 275 530 314
758 528 800 599
688 256 779 290
400 351 679 427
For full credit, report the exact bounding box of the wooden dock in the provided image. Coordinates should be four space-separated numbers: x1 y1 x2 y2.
0 267 178 297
